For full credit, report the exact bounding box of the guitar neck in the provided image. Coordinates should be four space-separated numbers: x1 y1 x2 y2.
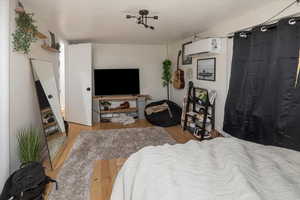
177 51 181 70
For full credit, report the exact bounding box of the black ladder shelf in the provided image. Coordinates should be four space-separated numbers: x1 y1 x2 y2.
183 81 216 141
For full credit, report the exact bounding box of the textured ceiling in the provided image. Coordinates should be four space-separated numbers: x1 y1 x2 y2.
24 0 276 44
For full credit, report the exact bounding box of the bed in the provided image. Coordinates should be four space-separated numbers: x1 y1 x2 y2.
110 137 300 200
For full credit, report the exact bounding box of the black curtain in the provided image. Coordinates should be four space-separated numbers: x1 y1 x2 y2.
224 17 300 151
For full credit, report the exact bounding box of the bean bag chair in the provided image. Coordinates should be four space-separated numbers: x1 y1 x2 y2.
145 100 182 127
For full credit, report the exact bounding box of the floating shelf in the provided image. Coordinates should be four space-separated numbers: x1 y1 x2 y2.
101 107 138 114
36 32 48 39
41 44 60 53
15 7 25 13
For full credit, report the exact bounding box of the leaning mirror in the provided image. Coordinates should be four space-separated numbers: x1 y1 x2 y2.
30 59 67 169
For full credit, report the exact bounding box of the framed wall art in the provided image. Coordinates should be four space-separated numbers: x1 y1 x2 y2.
182 41 192 65
197 58 216 81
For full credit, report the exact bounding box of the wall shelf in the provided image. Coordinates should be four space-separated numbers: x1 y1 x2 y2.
41 44 60 53
36 32 48 39
15 7 25 13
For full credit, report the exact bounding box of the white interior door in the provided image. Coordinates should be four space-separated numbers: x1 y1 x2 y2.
31 59 66 133
66 43 92 126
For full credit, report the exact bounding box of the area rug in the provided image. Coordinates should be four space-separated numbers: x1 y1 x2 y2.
48 127 176 200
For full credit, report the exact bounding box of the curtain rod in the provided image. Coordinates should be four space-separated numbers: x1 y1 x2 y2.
227 12 300 38
227 0 300 38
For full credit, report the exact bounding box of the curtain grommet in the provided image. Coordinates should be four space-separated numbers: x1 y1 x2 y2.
289 18 296 25
239 32 248 38
261 26 267 32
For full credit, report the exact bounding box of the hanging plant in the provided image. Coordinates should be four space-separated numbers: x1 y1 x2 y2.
162 59 172 100
12 12 38 54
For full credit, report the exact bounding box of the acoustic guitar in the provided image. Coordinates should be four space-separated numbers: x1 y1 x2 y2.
173 50 185 89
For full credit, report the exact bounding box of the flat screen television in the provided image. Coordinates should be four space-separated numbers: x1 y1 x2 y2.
94 68 140 96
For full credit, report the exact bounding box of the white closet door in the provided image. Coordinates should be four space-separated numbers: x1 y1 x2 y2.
32 59 66 133
66 43 92 126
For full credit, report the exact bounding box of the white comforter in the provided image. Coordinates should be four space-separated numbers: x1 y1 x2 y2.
111 138 300 200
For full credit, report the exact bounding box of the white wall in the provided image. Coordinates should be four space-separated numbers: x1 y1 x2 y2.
168 39 232 131
9 0 62 171
93 44 167 99
0 0 11 189
92 44 167 123
168 0 299 133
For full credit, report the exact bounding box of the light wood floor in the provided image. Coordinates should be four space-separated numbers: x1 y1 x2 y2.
44 120 196 200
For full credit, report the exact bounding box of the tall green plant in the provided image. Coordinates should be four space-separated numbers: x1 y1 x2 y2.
17 127 41 164
12 12 38 54
162 59 172 100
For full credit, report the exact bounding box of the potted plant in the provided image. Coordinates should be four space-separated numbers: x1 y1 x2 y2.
17 127 41 164
100 101 112 111
12 11 38 54
162 59 172 100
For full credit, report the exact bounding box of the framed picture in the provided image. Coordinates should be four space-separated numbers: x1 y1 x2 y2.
197 58 216 81
182 41 192 65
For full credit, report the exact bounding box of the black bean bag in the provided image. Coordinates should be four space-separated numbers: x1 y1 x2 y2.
145 100 182 127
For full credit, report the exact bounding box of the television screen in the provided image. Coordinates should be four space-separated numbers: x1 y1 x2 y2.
94 69 140 96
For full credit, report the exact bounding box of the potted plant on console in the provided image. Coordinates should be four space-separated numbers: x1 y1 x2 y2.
100 101 112 111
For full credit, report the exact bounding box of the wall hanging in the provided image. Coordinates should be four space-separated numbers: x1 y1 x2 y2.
173 50 185 89
197 58 216 81
182 41 192 65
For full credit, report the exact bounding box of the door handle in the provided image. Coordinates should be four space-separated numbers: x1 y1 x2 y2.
86 87 91 91
48 94 53 99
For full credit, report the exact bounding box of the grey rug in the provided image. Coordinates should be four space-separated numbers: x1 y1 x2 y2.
48 127 176 200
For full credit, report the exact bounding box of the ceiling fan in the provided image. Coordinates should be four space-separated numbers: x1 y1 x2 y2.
126 9 159 30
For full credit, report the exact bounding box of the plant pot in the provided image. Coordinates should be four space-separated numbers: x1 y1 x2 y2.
104 106 109 111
